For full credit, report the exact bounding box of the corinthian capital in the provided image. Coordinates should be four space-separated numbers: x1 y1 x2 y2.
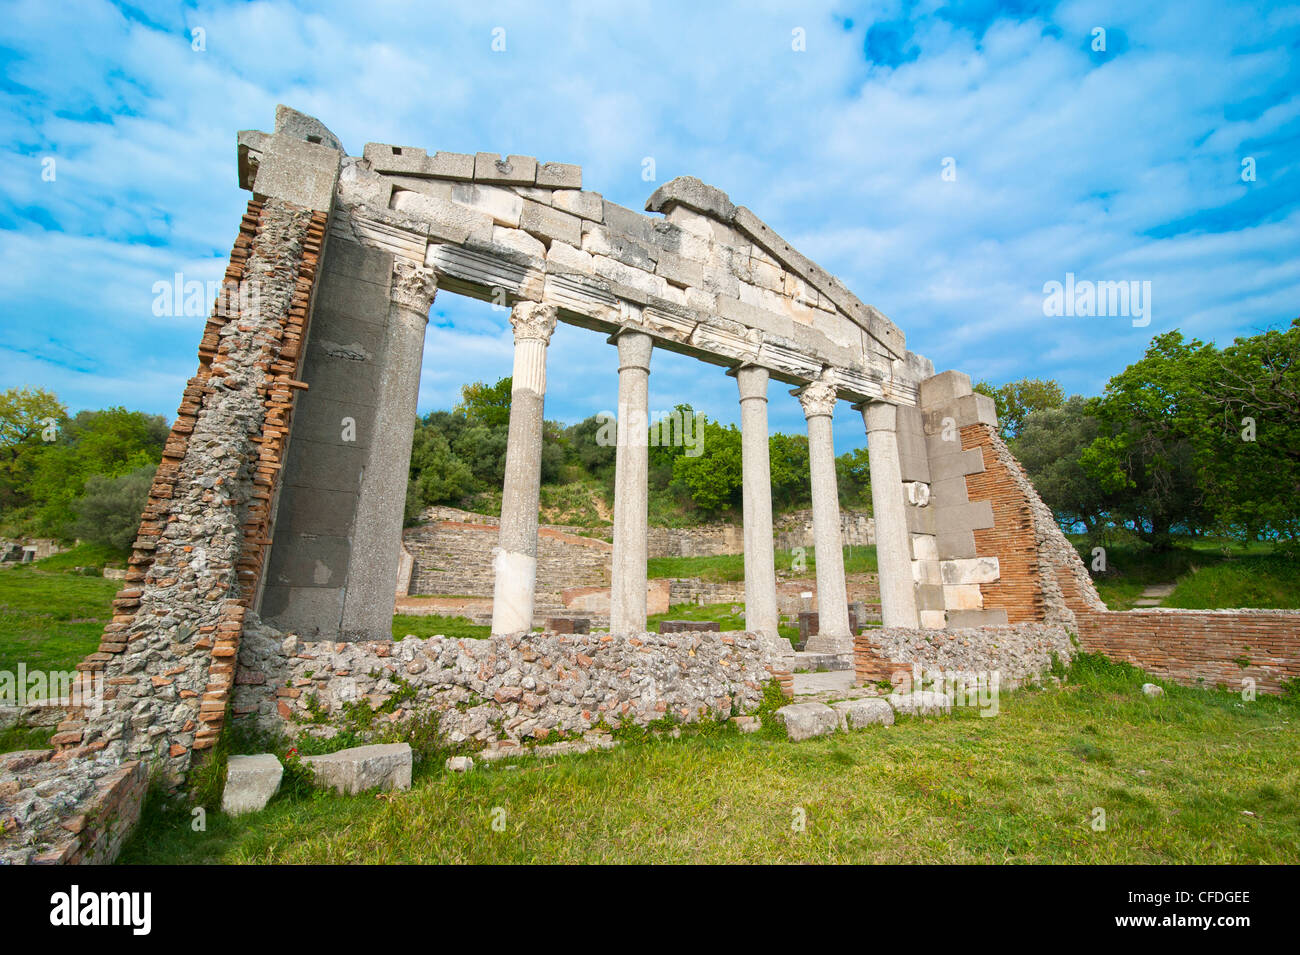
798 368 838 418
509 302 558 343
390 261 438 312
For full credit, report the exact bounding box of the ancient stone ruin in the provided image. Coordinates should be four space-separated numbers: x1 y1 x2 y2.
6 105 1298 863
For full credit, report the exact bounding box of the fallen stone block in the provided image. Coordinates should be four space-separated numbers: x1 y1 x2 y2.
221 754 283 816
832 698 895 730
731 715 762 734
1142 683 1164 698
445 756 474 773
774 702 839 741
887 690 953 716
304 743 412 795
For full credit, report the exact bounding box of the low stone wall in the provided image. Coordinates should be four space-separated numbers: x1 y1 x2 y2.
774 508 874 551
0 752 147 865
233 615 782 744
647 523 744 558
855 622 1075 689
1074 608 1300 694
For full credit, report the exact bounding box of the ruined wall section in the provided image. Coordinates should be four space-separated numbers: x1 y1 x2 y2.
61 198 329 782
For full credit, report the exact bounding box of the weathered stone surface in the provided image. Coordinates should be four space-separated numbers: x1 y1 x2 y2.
832 698 894 730
474 152 538 185
887 690 953 716
221 754 283 815
775 702 839 741
551 189 602 220
304 743 412 794
1142 683 1164 698
520 200 582 246
445 755 474 773
536 161 582 189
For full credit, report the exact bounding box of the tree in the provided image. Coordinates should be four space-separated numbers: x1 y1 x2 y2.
974 378 1065 440
670 418 742 515
835 446 872 508
71 465 155 550
1080 332 1213 549
1012 396 1109 537
456 377 513 429
768 432 811 512
0 387 67 515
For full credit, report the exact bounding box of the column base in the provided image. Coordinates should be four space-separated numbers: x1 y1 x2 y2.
803 634 856 656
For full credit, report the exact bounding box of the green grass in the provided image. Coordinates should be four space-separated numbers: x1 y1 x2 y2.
0 725 55 754
23 541 129 574
647 601 801 646
1165 557 1300 610
648 545 878 583
1069 537 1295 610
392 613 491 640
118 653 1300 864
0 568 118 680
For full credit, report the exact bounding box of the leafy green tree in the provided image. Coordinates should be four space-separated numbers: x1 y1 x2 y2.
0 387 67 515
768 432 811 512
670 418 742 515
456 377 513 429
974 377 1065 440
71 465 155 550
1080 332 1213 550
1012 396 1110 537
835 446 872 508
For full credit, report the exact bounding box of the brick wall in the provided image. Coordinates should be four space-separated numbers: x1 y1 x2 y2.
961 423 1045 623
1074 609 1300 694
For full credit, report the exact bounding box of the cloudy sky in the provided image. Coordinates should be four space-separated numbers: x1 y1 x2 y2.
2 0 1297 452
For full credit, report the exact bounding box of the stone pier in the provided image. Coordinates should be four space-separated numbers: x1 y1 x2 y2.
610 330 653 634
491 303 558 634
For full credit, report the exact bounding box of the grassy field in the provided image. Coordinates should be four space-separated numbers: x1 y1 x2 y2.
1071 538 1297 611
391 612 490 640
0 567 118 680
648 545 878 583
118 654 1300 864
647 601 803 645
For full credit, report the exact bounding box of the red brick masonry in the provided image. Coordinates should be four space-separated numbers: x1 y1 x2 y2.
1073 608 1300 694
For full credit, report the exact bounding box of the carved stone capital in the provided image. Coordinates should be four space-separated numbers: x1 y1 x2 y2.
509 302 558 343
390 261 438 313
798 369 838 418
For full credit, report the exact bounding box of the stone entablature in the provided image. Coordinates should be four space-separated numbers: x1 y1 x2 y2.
239 122 934 409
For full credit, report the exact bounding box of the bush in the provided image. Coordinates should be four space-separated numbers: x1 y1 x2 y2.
71 464 155 550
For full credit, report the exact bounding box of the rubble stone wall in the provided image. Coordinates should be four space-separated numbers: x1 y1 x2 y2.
232 617 783 744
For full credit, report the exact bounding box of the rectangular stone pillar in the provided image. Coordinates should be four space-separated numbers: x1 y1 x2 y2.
610 329 652 634
797 370 852 653
339 261 438 639
731 365 781 649
861 401 920 628
491 303 558 634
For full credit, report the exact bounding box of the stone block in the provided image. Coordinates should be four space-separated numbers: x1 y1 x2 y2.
919 609 948 629
645 175 737 220
936 529 977 560
941 556 1000 585
887 690 952 716
911 533 939 561
254 133 340 211
832 698 895 730
1142 683 1164 698
655 249 704 288
489 225 546 264
918 370 973 409
389 188 494 244
536 161 582 189
305 743 412 795
364 143 475 180
546 241 595 275
474 152 538 185
551 189 603 221
520 200 582 246
221 754 283 815
929 447 986 482
581 224 658 269
451 182 523 227
658 620 721 633
445 756 474 772
946 608 1009 628
942 583 984 611
602 200 659 245
774 702 839 741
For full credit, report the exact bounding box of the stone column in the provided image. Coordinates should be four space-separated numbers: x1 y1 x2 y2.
610 330 652 634
340 260 436 639
491 303 558 634
798 371 852 653
861 401 920 628
731 365 780 647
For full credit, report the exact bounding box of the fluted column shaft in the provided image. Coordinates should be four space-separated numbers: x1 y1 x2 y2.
610 330 652 634
799 372 852 652
862 401 920 628
491 303 558 634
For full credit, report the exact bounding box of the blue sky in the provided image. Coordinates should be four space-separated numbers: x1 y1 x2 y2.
2 0 1298 453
